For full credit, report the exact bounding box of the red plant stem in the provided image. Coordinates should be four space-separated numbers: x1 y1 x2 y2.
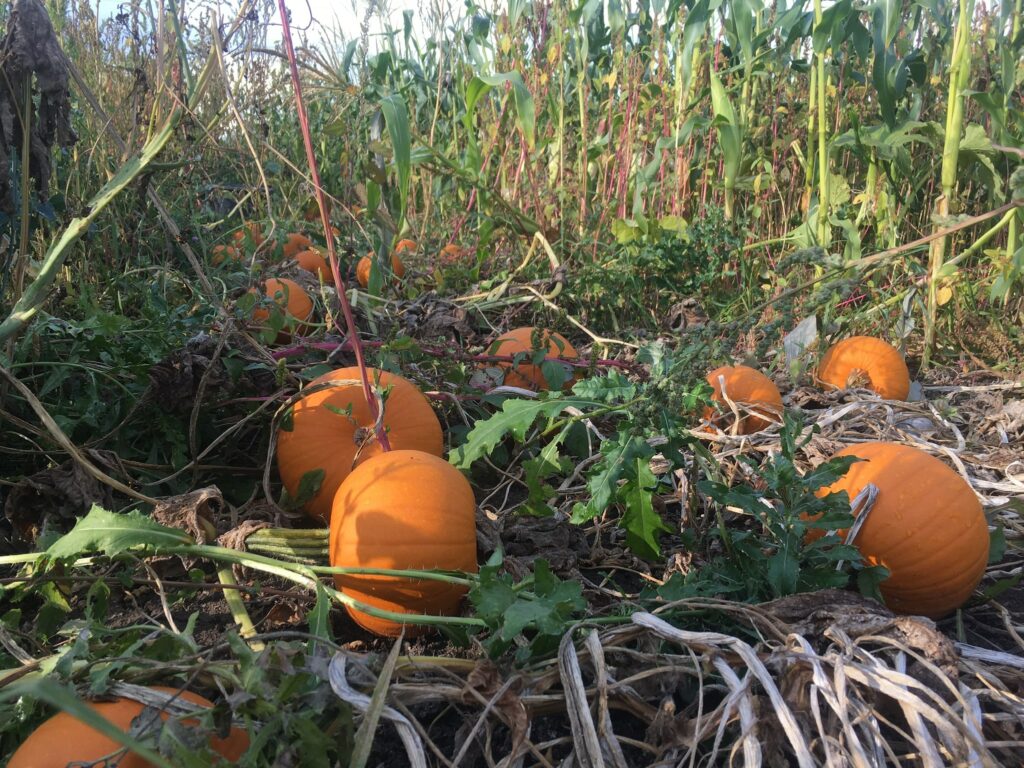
276 0 390 450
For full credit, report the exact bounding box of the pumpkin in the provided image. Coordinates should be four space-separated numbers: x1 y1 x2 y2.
439 243 468 264
250 278 313 342
356 251 406 288
485 327 578 391
282 232 314 260
812 442 989 618
211 244 240 266
816 336 910 400
8 686 248 768
394 238 417 254
295 248 331 280
276 367 443 523
704 365 783 434
330 449 478 636
232 221 264 248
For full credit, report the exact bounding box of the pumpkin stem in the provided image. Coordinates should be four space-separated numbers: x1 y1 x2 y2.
275 0 391 452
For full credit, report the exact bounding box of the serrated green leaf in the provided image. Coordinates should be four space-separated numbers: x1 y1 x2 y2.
620 458 671 559
47 505 192 561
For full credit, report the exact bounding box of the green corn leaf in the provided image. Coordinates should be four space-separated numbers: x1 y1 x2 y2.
466 72 536 149
380 94 412 228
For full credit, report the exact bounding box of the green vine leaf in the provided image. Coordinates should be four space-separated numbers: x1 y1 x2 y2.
46 505 192 561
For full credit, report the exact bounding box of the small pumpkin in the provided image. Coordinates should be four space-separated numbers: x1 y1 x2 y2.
439 243 468 264
330 449 478 637
394 238 417 254
811 441 989 618
282 232 314 260
276 367 443 523
211 244 240 266
485 327 578 391
250 278 313 342
8 686 249 768
356 251 406 288
295 247 332 280
704 365 783 434
816 336 910 400
232 221 264 248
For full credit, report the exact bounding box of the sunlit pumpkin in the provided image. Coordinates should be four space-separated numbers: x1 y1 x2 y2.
232 221 264 248
356 250 406 288
394 238 417 254
250 278 313 342
330 449 478 637
8 686 249 768
276 367 443 523
485 327 578 391
704 365 783 434
811 441 989 618
295 248 331 280
282 232 314 260
816 336 911 400
211 244 240 266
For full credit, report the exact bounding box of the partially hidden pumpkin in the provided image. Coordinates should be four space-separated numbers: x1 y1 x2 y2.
282 232 314 260
394 238 417 254
232 221 264 248
704 365 783 434
330 449 478 637
8 686 249 768
486 327 578 391
356 251 406 288
816 336 911 400
812 441 989 618
295 248 332 280
211 244 240 266
276 367 443 524
250 278 313 342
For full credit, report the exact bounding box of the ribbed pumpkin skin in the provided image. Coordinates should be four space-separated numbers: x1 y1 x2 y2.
276 367 443 523
251 278 313 342
815 442 989 618
356 253 406 288
704 365 783 433
330 450 478 637
8 686 248 767
487 327 578 391
282 232 314 259
817 336 911 400
295 248 331 279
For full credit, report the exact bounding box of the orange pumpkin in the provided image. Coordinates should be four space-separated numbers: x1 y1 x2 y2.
295 248 332 280
394 238 417 254
485 327 578 391
439 243 468 264
8 686 248 768
232 221 264 248
816 336 911 400
356 251 406 288
211 244 240 266
704 365 783 434
330 450 478 636
282 232 314 260
250 278 313 342
812 442 989 618
276 367 443 523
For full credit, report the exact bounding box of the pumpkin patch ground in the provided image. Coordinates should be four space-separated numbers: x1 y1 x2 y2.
1 2 1023 765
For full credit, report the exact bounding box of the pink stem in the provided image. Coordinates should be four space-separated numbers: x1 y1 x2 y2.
276 0 391 451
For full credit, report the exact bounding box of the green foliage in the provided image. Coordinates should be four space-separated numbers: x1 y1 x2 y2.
694 413 886 602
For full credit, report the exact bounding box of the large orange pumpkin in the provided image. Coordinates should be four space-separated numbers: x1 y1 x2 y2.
276 367 443 523
356 251 406 288
8 686 248 768
486 327 578 391
813 442 989 618
330 450 478 637
704 365 783 434
816 336 911 400
282 232 314 260
295 248 332 280
250 278 313 342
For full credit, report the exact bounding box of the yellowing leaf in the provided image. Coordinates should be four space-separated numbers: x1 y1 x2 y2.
937 285 954 306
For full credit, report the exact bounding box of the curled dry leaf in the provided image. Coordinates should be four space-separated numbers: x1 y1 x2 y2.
5 455 115 540
150 486 225 544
